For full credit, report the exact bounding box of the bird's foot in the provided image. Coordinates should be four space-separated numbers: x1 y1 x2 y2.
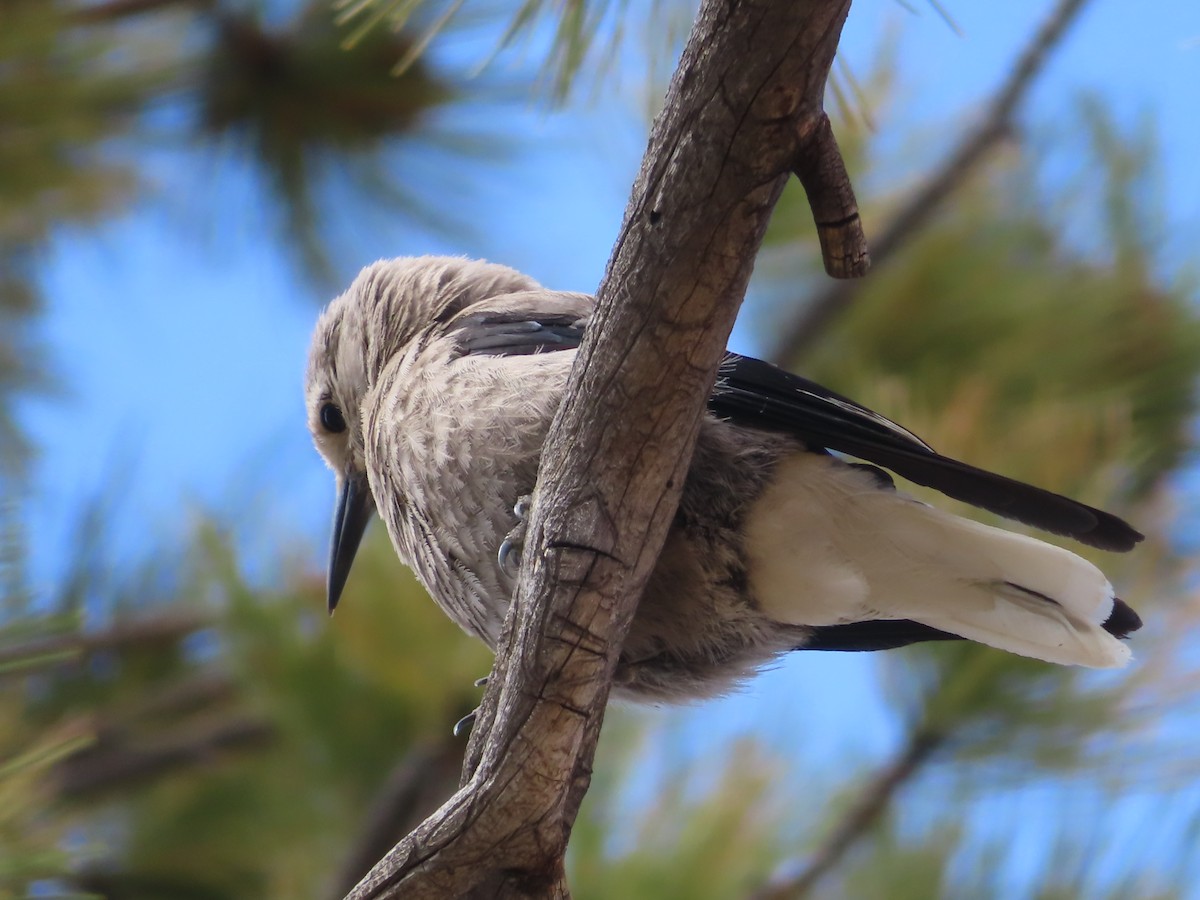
497 495 532 578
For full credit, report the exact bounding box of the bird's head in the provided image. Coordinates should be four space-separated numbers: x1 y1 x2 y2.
305 255 544 612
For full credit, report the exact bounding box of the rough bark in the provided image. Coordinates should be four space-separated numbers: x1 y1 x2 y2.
345 0 858 895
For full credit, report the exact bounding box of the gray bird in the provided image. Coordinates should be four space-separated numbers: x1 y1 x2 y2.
305 255 1143 702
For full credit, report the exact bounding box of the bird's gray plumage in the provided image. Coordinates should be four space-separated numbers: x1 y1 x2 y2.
305 255 1143 703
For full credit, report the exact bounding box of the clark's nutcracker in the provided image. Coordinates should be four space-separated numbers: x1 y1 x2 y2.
305 256 1142 702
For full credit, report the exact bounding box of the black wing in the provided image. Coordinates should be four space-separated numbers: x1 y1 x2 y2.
452 311 586 357
801 619 962 652
710 353 1143 552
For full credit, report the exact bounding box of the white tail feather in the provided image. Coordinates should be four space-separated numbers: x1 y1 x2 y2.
744 455 1130 668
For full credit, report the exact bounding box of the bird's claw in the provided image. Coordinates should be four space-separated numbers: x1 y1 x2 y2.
452 674 490 736
453 709 478 737
498 538 521 577
497 495 532 578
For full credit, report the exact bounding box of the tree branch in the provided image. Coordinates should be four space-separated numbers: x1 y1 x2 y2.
751 731 942 899
72 0 214 24
102 671 237 725
0 611 210 677
331 737 466 899
794 112 870 278
344 0 858 895
774 0 1092 361
55 715 274 799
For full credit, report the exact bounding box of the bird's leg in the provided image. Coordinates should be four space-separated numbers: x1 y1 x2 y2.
461 497 531 736
497 494 532 578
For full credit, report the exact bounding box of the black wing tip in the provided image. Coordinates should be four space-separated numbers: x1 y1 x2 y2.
1078 513 1144 553
1102 599 1143 640
798 619 964 653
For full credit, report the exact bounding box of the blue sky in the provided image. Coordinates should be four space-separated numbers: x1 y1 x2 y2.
15 1 1200 857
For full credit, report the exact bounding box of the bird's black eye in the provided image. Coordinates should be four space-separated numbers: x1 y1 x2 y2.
320 403 347 434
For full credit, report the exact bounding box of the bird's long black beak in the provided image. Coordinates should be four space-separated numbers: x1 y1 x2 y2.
328 475 373 614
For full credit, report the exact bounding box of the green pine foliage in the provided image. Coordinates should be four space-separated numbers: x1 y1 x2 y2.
1 530 490 898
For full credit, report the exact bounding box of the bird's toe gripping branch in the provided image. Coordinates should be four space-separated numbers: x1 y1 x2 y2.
497 495 533 578
452 677 492 737
453 709 478 737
